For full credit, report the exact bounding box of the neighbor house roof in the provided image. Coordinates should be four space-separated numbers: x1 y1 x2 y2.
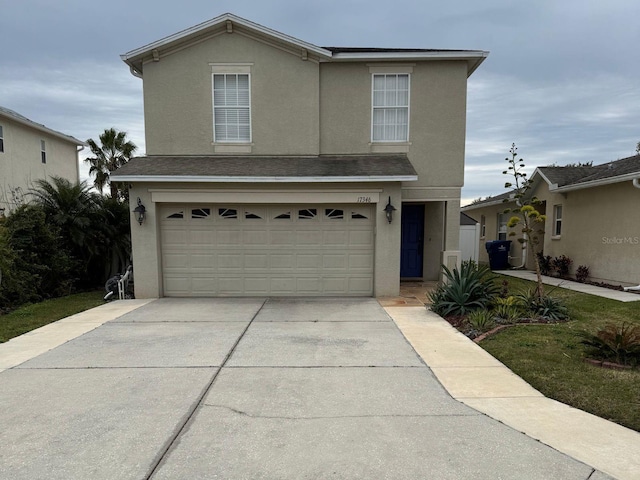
462 190 516 210
536 155 640 192
121 13 488 78
110 154 418 183
0 106 85 146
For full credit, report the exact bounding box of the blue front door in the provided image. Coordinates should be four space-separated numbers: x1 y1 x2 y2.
400 204 424 278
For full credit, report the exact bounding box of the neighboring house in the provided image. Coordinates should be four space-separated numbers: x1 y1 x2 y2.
111 13 488 298
462 155 640 286
0 106 84 215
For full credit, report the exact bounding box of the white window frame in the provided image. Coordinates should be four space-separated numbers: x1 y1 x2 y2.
497 213 508 241
0 125 4 153
211 64 252 144
553 205 563 237
40 139 46 164
480 215 486 238
371 73 410 143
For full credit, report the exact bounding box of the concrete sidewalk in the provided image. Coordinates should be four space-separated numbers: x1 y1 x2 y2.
496 270 640 302
385 306 640 480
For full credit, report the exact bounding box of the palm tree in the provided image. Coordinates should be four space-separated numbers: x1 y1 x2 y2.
85 128 137 199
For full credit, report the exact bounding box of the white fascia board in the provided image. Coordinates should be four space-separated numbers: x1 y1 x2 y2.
330 50 489 75
110 175 418 183
0 112 85 146
461 197 515 211
121 13 332 64
532 168 558 190
551 172 640 193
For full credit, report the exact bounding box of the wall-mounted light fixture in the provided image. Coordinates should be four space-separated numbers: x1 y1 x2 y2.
133 197 146 225
383 196 396 224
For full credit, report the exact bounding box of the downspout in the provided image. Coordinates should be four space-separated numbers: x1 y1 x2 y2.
514 233 527 269
633 177 640 189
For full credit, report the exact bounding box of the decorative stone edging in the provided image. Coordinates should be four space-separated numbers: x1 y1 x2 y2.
583 358 634 371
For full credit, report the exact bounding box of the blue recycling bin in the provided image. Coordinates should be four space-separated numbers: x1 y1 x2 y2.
485 240 512 270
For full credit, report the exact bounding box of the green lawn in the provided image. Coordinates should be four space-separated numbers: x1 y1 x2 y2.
0 291 105 343
481 275 640 432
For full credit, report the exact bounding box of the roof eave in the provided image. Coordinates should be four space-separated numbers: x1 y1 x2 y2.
330 50 489 76
121 13 333 76
0 111 85 146
552 172 640 193
462 196 516 210
110 175 418 183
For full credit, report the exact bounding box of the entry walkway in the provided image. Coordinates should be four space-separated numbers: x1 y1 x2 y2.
496 270 640 302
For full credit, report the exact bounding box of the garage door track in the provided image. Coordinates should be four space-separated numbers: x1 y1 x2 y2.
0 298 608 479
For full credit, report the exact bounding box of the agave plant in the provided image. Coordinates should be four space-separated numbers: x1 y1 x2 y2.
516 287 569 321
581 322 640 366
428 261 500 316
466 309 497 333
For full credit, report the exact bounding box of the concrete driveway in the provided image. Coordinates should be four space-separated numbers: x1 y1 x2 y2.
0 298 609 479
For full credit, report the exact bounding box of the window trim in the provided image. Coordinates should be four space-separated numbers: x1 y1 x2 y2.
211 64 252 145
553 204 563 238
480 215 486 238
0 125 4 153
371 73 410 143
40 139 46 164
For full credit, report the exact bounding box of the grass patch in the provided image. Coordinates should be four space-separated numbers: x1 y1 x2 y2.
480 275 640 432
0 291 105 343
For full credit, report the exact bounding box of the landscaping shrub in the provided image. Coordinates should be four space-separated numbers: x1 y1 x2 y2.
581 322 640 366
492 296 521 323
536 252 553 276
552 255 572 277
466 310 496 333
575 265 590 283
429 261 500 316
516 287 569 321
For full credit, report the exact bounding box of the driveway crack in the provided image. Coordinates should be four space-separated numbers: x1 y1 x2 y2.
143 298 268 480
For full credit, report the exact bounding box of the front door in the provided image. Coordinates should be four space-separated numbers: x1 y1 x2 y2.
400 204 424 278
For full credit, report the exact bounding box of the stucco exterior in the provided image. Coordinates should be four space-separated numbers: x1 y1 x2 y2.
114 13 487 298
463 166 640 286
0 109 82 213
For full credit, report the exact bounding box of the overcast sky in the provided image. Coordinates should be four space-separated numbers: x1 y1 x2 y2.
1 0 639 205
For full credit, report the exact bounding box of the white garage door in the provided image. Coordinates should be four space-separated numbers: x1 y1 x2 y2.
159 204 374 296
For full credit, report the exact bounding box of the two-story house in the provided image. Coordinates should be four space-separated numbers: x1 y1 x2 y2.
112 13 487 298
0 106 84 214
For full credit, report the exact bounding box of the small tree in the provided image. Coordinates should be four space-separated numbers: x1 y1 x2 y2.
502 144 546 298
85 128 137 200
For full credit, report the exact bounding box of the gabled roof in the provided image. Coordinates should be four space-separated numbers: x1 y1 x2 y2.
462 190 516 210
110 154 418 183
536 155 640 192
0 106 85 146
121 13 488 78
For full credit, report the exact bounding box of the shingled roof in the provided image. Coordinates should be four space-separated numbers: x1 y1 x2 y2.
110 154 418 183
0 106 84 146
537 155 640 191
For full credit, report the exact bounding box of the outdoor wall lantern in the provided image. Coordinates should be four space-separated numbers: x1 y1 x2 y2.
133 197 146 225
383 196 396 224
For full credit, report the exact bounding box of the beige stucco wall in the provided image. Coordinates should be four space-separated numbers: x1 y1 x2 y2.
142 31 320 156
0 116 79 212
129 181 403 298
541 182 640 285
319 61 468 189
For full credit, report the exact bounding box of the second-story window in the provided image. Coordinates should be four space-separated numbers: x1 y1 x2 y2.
41 140 46 164
213 73 251 143
372 73 409 142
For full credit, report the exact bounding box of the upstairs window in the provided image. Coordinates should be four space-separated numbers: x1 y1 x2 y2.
553 205 563 236
40 140 46 164
372 74 409 142
213 73 251 143
0 125 4 152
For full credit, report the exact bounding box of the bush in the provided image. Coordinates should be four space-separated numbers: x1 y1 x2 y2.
536 252 553 275
581 322 640 366
516 288 569 321
492 296 521 323
466 310 496 333
552 255 572 277
429 261 500 316
575 265 590 283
